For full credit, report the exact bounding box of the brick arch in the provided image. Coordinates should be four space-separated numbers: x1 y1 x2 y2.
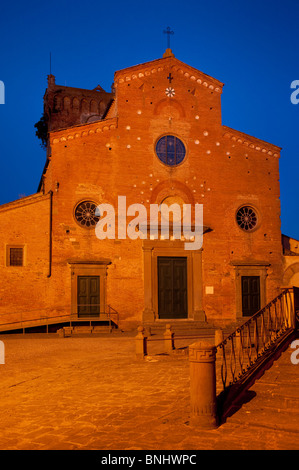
90 100 98 113
150 180 195 206
63 95 71 110
73 97 80 110
153 98 185 118
283 262 299 286
81 98 89 113
53 94 62 111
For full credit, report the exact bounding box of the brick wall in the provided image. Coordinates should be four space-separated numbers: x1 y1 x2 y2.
0 53 284 328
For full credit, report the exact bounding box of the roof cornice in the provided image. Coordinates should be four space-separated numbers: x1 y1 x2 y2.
222 125 281 156
0 192 50 213
114 55 224 94
50 117 118 145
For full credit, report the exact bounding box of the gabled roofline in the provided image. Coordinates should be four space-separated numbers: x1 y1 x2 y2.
48 116 118 138
282 234 299 243
114 53 224 90
0 192 50 213
222 125 281 155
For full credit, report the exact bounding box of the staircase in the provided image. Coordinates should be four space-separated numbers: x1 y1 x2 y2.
142 320 216 337
225 342 299 437
216 287 299 424
142 317 276 346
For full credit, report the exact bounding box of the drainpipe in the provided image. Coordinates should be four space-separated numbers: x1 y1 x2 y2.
47 190 53 278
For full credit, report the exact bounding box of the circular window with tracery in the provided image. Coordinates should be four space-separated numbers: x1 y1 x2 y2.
74 201 100 228
236 206 258 232
155 135 186 166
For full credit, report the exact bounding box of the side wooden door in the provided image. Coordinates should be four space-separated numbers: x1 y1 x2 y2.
77 276 100 317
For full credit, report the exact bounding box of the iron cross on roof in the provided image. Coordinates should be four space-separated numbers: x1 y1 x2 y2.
163 26 174 49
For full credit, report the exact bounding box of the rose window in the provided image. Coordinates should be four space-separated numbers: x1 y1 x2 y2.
236 206 258 232
74 201 100 228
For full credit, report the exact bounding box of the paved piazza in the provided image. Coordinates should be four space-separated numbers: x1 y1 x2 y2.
0 332 298 450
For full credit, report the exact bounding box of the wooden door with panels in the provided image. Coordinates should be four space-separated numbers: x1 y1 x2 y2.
77 275 100 317
158 256 188 319
241 275 260 317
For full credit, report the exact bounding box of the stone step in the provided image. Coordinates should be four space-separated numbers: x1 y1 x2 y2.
225 347 299 431
141 316 269 335
227 406 299 434
143 321 218 334
237 383 299 410
57 324 116 336
250 393 299 410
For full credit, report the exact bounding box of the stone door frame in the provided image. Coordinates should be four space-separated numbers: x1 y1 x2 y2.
68 259 111 317
232 261 269 319
142 239 204 323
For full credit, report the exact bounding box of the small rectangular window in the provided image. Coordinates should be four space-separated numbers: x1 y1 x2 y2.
9 247 24 266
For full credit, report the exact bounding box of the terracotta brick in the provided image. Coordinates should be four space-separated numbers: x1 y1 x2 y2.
0 51 287 330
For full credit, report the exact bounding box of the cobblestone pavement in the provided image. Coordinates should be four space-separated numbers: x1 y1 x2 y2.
0 332 298 450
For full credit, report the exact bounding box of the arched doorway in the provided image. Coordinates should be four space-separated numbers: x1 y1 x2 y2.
283 262 299 287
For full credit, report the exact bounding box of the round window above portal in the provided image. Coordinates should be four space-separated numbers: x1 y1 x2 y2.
155 135 186 167
74 200 100 228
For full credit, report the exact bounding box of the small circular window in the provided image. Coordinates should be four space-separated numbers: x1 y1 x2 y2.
236 206 258 232
155 135 186 166
74 201 100 228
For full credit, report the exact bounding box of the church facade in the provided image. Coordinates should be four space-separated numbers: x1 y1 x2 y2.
1 49 298 331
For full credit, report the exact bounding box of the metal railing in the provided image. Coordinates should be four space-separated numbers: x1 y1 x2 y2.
0 304 119 333
107 304 119 327
216 287 298 418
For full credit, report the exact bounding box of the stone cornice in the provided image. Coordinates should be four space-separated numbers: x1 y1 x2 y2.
115 56 223 94
67 259 112 265
50 117 118 145
222 125 281 157
231 260 271 266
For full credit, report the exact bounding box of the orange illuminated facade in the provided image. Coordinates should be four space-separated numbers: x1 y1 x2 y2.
0 49 298 332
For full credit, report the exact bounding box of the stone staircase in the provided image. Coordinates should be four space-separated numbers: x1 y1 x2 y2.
142 319 247 342
142 321 217 344
223 342 299 435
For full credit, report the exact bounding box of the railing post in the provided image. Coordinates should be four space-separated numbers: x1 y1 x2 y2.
0 340 4 364
189 341 218 429
136 326 147 360
287 288 296 329
215 329 224 346
164 324 174 353
236 330 242 353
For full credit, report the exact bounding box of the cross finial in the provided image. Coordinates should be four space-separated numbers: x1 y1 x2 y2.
163 26 174 49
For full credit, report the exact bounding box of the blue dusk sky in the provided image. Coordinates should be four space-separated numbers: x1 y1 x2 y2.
0 0 298 239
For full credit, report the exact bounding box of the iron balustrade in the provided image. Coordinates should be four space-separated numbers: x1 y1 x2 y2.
216 288 297 396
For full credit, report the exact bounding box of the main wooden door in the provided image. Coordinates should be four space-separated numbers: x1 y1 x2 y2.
77 276 100 317
241 276 260 316
158 257 188 319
